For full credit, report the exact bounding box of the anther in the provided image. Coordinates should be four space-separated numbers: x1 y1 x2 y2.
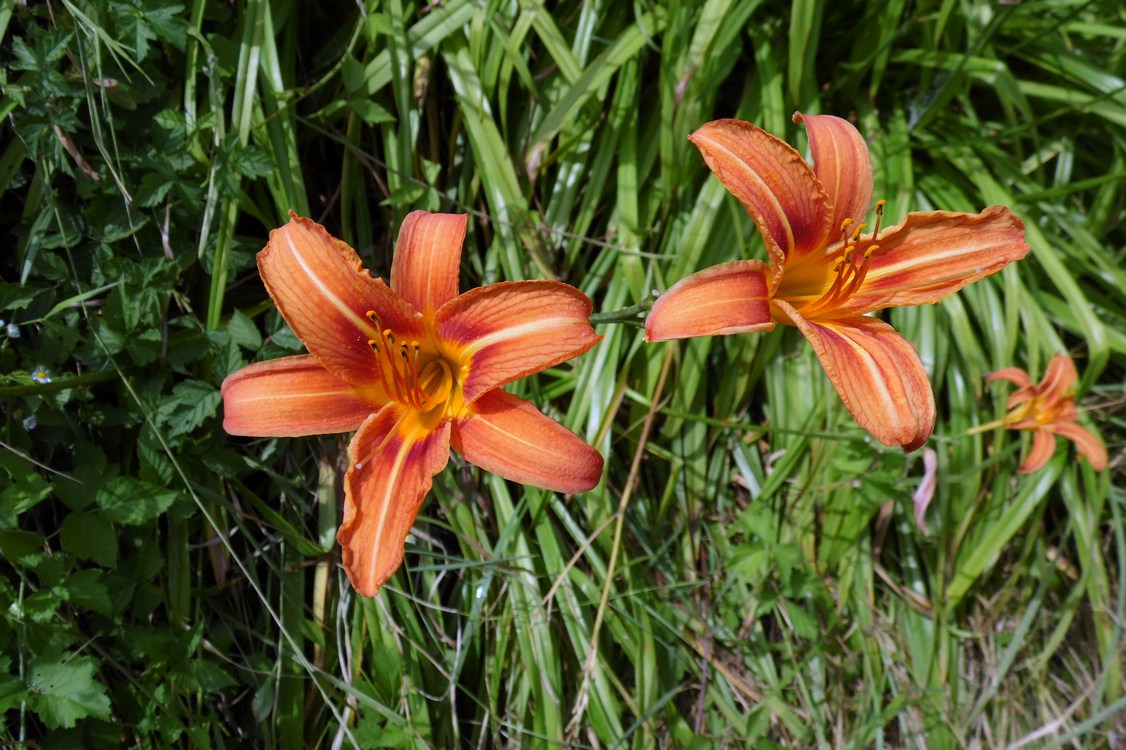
366 311 382 326
383 329 395 344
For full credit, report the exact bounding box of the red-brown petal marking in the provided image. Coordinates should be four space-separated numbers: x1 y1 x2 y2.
451 389 604 493
258 213 425 389
434 280 601 404
1049 422 1108 471
837 206 1030 315
390 211 468 314
645 260 775 342
221 355 382 437
1019 430 1057 474
689 119 833 268
778 300 935 452
795 112 873 232
338 405 451 597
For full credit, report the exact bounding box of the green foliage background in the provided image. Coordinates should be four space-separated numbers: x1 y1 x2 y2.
1 0 1123 746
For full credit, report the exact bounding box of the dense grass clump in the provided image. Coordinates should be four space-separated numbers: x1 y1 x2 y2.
1 1 1122 746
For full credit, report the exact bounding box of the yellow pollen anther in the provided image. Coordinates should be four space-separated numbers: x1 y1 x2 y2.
839 218 854 233
850 223 868 242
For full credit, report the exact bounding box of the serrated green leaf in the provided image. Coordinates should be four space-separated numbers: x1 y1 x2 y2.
59 570 113 616
95 476 179 525
156 379 222 438
0 530 45 561
232 146 276 179
0 472 52 526
0 671 24 714
226 308 262 350
134 172 174 208
59 511 118 568
27 651 112 729
341 55 366 93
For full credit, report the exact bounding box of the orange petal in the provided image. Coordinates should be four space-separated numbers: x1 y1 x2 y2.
986 367 1032 390
835 206 1029 314
337 405 451 597
987 367 1037 410
777 300 935 451
434 280 601 404
689 119 832 268
390 211 468 314
258 213 425 388
794 112 873 231
645 260 775 342
1038 353 1078 402
1049 422 1108 471
221 355 381 436
1018 430 1056 473
451 389 603 493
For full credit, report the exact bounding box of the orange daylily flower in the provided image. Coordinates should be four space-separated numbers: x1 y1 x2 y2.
646 114 1030 451
980 354 1107 473
222 212 604 596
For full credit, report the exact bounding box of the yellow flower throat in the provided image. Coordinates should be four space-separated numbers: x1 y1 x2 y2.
364 311 462 416
784 200 887 319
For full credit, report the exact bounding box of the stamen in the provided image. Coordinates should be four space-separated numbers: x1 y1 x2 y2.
798 200 890 318
365 319 454 412
872 200 887 240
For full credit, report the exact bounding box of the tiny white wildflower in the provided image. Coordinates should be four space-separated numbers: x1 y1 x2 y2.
30 368 52 384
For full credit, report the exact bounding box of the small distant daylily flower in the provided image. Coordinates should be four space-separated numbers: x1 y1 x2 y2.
30 368 51 384
646 114 1030 451
979 354 1107 473
222 212 604 596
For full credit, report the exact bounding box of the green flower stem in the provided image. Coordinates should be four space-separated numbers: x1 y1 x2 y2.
0 370 117 398
589 298 653 326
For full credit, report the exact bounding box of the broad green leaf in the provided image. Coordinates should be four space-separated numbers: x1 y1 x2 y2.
27 651 112 729
59 511 118 568
95 476 180 525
